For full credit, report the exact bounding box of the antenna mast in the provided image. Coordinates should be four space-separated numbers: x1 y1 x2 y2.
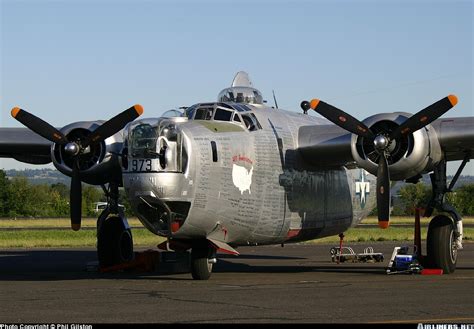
272 90 279 109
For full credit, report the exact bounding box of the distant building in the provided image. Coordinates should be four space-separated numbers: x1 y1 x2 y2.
92 202 125 213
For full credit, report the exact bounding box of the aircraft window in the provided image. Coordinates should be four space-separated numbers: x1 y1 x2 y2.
130 123 158 158
217 102 234 110
232 104 250 112
185 105 197 119
249 113 262 129
241 114 260 132
214 108 233 121
218 87 264 105
161 109 184 118
194 107 214 120
206 109 213 120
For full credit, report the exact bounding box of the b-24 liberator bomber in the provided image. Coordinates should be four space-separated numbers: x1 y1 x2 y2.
1 72 473 279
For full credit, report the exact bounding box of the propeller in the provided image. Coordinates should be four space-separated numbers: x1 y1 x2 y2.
11 105 144 230
304 95 458 228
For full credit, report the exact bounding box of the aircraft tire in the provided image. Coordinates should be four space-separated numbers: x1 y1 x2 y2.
97 216 134 267
191 243 213 280
427 215 457 274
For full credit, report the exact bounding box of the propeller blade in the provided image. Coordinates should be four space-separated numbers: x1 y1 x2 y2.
390 95 458 140
309 99 374 139
82 104 144 147
376 155 390 229
11 107 67 144
70 159 82 231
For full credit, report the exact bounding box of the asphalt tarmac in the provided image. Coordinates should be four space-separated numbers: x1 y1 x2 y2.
0 242 472 324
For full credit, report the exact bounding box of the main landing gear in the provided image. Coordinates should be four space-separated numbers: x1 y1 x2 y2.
423 156 469 273
96 182 134 267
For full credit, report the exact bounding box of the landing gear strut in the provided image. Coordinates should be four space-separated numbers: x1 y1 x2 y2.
424 156 469 273
96 182 134 267
191 240 216 280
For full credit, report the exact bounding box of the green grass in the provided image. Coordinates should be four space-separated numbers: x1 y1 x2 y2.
0 217 144 228
0 229 166 248
306 227 474 244
360 216 474 225
0 217 472 248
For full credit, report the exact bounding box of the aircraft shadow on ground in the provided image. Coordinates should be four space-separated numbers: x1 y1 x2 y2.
0 250 472 281
214 259 386 275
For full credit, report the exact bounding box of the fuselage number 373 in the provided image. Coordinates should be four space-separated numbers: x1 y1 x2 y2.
131 159 152 172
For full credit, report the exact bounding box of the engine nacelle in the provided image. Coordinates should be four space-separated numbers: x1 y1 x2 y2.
51 121 123 185
351 112 443 181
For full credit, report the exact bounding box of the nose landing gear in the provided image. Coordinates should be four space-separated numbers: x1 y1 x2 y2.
190 240 216 280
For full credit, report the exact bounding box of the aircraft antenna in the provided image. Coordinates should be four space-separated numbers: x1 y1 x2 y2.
272 90 279 109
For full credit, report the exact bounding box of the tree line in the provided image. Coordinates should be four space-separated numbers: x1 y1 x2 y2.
0 170 133 218
0 169 473 218
392 183 474 216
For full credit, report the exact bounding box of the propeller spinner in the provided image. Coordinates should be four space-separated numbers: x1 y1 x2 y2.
11 105 144 230
304 95 458 228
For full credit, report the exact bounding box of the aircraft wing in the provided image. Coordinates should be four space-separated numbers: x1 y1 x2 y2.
0 128 52 164
431 117 474 162
298 124 353 167
298 116 474 168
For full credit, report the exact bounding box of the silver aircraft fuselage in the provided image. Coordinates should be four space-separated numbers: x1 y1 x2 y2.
122 102 376 246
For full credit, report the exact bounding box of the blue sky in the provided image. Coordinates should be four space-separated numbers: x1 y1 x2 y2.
1 0 473 174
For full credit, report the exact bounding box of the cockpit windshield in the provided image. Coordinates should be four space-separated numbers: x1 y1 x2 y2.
186 103 261 132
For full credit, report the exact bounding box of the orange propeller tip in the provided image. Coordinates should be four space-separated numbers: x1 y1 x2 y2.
11 107 21 118
378 221 390 229
134 104 144 116
310 99 320 110
448 94 458 107
71 223 81 231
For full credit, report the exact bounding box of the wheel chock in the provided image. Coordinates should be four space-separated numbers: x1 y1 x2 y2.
99 250 160 273
421 269 443 275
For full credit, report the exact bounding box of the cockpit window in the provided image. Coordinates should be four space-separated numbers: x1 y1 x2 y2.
241 113 261 132
249 113 262 129
185 105 197 119
232 104 251 112
194 107 214 120
213 108 233 121
187 103 262 132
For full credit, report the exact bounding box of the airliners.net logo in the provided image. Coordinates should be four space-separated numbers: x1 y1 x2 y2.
418 325 473 329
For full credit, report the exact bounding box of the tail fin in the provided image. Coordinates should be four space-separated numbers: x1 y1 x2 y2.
231 71 253 87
